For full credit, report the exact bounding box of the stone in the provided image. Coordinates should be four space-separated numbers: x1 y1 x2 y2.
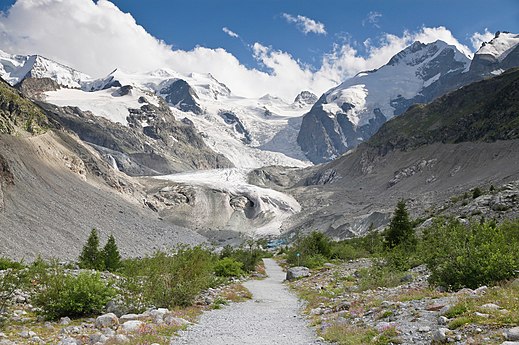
310 308 323 315
164 315 190 327
437 316 448 325
432 328 450 343
57 338 79 345
119 314 143 322
418 326 431 332
501 342 519 345
480 303 500 311
285 267 310 281
95 313 119 329
120 320 145 333
474 285 488 294
113 334 130 343
427 303 446 312
474 312 490 318
505 327 519 341
60 317 71 325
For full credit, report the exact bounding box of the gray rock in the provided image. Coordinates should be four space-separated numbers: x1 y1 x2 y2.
164 315 190 327
286 267 310 281
95 313 119 329
60 317 71 325
57 337 79 345
113 334 130 343
119 313 144 322
120 320 145 333
437 316 448 325
506 327 519 341
501 342 519 345
480 303 500 311
432 328 450 343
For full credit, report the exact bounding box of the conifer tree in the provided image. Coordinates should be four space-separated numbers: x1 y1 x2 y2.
384 200 415 249
78 228 104 270
102 234 121 272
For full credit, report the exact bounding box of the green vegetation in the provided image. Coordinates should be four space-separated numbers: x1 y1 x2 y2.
421 218 519 290
219 244 268 273
0 79 48 135
78 229 121 272
33 268 115 320
324 323 399 345
78 228 105 270
214 257 244 277
383 199 415 249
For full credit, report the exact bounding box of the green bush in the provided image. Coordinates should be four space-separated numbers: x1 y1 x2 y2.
421 218 519 290
33 269 115 320
287 231 332 267
214 257 243 277
219 245 266 273
121 246 217 308
0 257 24 270
0 268 26 315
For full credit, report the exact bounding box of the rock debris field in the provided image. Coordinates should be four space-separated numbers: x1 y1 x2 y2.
174 258 326 345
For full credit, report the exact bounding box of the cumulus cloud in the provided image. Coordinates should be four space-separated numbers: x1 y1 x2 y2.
0 0 477 101
222 27 239 38
470 29 495 50
282 13 326 35
362 11 382 28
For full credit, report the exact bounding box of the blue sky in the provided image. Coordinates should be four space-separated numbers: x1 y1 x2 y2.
0 0 518 99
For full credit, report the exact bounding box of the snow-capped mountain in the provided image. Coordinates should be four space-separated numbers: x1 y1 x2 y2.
298 33 519 164
0 50 89 88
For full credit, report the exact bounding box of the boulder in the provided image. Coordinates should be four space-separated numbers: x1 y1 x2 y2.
286 267 310 281
432 328 450 343
506 327 519 341
95 313 119 329
120 320 145 333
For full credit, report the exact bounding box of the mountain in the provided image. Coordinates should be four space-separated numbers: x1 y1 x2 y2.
268 68 519 238
0 77 206 259
298 32 519 163
0 50 89 88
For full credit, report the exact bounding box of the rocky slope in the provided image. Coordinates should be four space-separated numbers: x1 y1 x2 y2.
0 78 206 260
298 32 519 163
258 68 519 239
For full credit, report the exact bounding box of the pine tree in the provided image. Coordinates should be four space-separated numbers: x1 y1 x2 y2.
102 234 121 272
78 228 104 270
384 200 415 249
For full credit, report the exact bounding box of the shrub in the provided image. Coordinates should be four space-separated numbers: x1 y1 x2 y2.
121 246 217 308
0 257 24 270
0 269 26 315
214 257 243 277
78 228 104 270
421 218 519 290
287 231 332 267
472 187 483 199
33 268 115 320
219 245 266 273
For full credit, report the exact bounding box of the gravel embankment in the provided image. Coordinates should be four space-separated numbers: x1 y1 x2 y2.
175 258 326 345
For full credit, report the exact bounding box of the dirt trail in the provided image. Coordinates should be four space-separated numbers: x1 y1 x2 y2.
175 258 325 345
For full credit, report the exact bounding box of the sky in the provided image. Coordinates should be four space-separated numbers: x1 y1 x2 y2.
0 0 518 100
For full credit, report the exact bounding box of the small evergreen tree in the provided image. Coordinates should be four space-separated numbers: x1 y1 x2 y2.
384 200 415 249
78 228 104 270
102 234 121 272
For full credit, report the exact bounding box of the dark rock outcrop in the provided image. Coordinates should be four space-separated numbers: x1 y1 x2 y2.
160 79 203 114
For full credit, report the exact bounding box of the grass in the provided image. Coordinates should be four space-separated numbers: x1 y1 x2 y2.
220 284 252 303
323 323 400 345
392 288 447 302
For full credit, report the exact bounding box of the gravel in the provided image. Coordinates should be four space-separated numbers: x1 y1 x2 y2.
175 258 326 345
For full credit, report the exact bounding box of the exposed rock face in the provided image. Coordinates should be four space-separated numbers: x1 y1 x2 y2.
38 95 232 176
14 77 60 100
159 79 203 114
293 91 318 107
219 111 252 144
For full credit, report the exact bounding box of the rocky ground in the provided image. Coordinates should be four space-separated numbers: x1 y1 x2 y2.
287 259 519 345
0 271 253 345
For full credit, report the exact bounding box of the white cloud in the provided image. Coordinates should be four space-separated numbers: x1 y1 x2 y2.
222 27 239 38
282 13 326 35
0 0 478 101
470 29 494 51
362 11 382 28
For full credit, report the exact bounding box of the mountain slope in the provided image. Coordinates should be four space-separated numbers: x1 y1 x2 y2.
298 33 519 164
0 79 206 259
261 69 519 238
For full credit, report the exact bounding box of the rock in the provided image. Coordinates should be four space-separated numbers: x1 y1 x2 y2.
164 315 190 327
95 313 119 329
480 303 500 311
150 308 169 323
474 285 488 294
432 328 450 343
286 267 310 281
427 303 446 311
474 312 490 318
501 342 519 345
310 308 323 315
120 320 145 333
57 337 79 345
113 334 130 343
437 316 448 325
120 313 144 322
60 317 71 325
418 326 431 332
400 274 413 283
505 327 519 341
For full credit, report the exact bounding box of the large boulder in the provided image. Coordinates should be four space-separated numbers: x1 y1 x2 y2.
286 266 310 281
95 313 119 329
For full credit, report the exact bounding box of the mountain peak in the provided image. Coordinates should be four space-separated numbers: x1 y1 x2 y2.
476 31 519 62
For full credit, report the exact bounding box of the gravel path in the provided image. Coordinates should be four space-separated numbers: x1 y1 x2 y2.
174 258 325 345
